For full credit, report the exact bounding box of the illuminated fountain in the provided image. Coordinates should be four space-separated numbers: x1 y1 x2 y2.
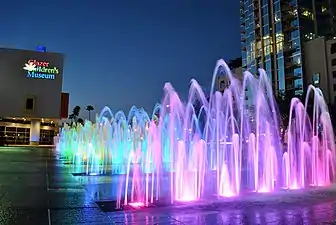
56 59 336 208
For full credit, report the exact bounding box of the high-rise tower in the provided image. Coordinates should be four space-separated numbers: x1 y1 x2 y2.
240 0 336 97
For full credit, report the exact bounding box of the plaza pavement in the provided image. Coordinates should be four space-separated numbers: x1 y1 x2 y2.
0 146 335 224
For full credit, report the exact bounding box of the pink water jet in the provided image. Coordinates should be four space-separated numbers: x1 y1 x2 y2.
57 59 336 208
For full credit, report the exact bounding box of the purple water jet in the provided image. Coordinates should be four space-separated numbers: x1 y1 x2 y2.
56 59 336 208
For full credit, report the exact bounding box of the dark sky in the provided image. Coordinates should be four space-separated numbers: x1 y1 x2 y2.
0 0 240 118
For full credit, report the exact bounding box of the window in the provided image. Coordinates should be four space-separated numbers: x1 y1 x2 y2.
332 59 336 66
278 69 285 90
294 67 302 78
313 73 320 85
0 126 4 141
295 90 303 96
294 79 303 88
301 9 313 19
274 1 280 12
293 54 302 65
262 6 268 15
275 21 282 31
263 25 270 35
333 71 336 78
334 84 336 91
25 98 34 110
331 43 336 55
3 127 30 145
40 129 56 145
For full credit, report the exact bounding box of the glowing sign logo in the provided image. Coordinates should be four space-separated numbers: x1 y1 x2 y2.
23 60 59 80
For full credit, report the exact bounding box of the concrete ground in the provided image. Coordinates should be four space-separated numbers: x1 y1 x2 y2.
0 146 336 224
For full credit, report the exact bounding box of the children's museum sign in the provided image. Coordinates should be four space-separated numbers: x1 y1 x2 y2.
23 59 59 80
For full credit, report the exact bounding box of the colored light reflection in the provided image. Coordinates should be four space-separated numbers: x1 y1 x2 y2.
55 59 336 208
219 190 236 198
128 202 145 208
89 173 98 176
176 195 197 202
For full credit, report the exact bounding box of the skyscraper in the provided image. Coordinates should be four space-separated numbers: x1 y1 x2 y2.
240 0 336 97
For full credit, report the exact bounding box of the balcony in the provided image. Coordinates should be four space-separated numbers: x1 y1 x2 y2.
283 25 300 32
255 24 261 31
280 0 291 4
285 73 301 80
315 7 331 16
285 60 300 69
285 84 302 91
253 3 259 12
282 4 295 12
282 11 297 21
240 1 244 10
283 44 297 53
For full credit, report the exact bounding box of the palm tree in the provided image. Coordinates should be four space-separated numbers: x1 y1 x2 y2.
86 105 94 121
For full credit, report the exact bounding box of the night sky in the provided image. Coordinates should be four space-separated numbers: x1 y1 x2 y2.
0 0 240 118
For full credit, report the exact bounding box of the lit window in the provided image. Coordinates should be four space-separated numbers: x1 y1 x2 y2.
292 54 301 65
301 10 314 20
296 56 301 65
263 35 273 55
313 73 320 85
293 9 298 16
276 33 284 53
304 32 315 40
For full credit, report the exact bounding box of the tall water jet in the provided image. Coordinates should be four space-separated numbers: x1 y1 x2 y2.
55 59 336 208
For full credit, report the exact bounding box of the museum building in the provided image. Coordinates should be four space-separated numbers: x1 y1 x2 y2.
0 46 69 145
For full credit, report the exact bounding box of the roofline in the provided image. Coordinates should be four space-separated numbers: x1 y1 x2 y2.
0 47 64 56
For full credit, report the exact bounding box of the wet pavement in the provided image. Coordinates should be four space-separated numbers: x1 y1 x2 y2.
0 147 336 224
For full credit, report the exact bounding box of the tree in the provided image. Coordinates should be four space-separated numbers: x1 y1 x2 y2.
77 118 84 126
328 103 336 133
276 89 319 140
86 105 94 121
72 106 81 119
275 90 303 140
68 106 83 127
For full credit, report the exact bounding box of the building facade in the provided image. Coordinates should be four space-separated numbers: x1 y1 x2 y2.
0 47 67 145
304 37 336 104
240 0 336 97
327 39 336 103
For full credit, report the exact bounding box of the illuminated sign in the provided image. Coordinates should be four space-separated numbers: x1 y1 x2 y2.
23 59 59 80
